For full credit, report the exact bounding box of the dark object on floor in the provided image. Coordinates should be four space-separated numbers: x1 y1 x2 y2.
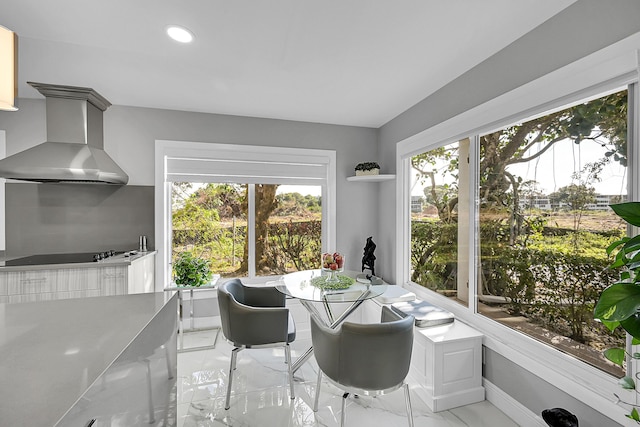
361 236 376 277
542 408 579 427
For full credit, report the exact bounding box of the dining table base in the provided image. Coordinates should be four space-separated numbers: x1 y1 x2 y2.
291 290 371 374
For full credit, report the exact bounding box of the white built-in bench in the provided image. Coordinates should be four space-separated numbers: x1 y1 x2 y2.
360 285 485 412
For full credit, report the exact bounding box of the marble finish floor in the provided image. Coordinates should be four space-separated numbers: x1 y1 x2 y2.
177 330 518 427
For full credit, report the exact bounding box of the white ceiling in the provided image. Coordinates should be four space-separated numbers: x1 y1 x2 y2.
2 0 575 128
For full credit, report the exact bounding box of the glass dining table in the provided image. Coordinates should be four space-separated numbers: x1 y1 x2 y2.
274 269 388 373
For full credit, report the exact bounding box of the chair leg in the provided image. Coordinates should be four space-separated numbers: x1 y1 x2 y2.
285 343 295 400
225 347 241 410
403 382 414 427
313 369 322 412
341 392 349 427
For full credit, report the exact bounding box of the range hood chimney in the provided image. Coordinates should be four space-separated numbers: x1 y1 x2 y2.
0 82 129 184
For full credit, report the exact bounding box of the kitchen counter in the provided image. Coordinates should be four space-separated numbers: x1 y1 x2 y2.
0 251 157 304
0 250 157 272
0 292 178 426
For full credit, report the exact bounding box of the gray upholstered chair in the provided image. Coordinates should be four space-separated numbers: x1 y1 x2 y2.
217 279 296 409
311 305 414 427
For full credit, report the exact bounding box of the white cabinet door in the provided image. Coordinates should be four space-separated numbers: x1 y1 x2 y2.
412 321 485 412
9 270 53 303
128 253 156 294
98 266 128 296
57 268 100 299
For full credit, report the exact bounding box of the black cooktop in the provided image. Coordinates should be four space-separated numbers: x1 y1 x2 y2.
3 251 122 266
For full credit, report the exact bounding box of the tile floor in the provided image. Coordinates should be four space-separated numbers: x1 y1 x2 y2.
176 330 519 427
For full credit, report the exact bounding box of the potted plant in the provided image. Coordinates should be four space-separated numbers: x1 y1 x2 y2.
594 202 640 422
173 251 213 287
355 162 380 176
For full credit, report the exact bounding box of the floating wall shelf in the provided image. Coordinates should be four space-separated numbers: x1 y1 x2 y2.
346 174 396 182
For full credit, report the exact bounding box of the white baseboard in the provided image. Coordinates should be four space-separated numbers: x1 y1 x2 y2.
484 379 547 427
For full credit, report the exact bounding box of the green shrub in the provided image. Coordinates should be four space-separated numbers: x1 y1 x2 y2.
411 219 620 344
173 251 213 287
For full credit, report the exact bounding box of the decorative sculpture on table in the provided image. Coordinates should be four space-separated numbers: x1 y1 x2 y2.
361 236 376 278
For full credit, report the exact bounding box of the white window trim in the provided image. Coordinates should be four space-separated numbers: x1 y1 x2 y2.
395 37 640 424
155 140 336 289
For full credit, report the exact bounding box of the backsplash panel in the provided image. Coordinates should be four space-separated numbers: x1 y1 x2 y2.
6 183 154 256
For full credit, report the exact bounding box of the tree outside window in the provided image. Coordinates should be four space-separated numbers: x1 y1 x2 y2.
172 182 321 278
410 89 629 376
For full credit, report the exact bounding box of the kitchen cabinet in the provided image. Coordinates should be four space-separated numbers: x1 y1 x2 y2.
128 253 156 294
0 252 156 303
412 320 484 412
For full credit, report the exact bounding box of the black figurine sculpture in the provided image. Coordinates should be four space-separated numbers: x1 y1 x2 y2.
361 236 376 277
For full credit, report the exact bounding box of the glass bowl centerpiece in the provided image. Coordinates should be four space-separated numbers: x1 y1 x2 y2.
321 252 344 283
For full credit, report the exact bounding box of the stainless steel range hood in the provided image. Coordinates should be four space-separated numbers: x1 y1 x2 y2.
0 82 129 184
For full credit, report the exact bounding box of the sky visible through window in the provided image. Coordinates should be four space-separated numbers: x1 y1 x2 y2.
507 138 626 195
411 137 626 197
278 185 321 196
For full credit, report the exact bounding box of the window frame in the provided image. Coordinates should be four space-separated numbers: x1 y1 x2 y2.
155 140 336 288
396 65 639 418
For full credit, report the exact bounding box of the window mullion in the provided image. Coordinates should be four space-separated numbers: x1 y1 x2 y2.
248 184 256 278
396 156 412 287
629 81 639 201
628 80 639 406
469 135 480 314
457 139 471 304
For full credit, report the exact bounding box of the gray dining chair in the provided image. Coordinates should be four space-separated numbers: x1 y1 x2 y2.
217 278 296 409
311 305 415 426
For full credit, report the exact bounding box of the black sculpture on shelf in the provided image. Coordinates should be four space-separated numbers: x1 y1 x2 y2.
361 236 376 277
542 408 579 427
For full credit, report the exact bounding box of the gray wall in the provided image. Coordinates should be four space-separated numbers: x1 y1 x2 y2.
104 104 380 274
380 0 640 146
485 350 618 427
378 0 640 280
0 100 379 267
376 0 640 425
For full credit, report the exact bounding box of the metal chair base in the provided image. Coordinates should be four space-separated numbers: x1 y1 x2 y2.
313 371 414 427
224 343 295 410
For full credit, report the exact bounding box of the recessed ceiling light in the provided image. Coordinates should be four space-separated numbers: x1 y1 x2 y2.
166 25 194 43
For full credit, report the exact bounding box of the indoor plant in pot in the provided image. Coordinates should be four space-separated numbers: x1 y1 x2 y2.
354 162 380 176
173 251 213 287
594 202 640 422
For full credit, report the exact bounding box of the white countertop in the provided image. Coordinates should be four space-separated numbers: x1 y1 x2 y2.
0 292 176 426
0 250 156 272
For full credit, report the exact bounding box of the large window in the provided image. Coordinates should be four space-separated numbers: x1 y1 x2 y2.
155 141 336 287
171 182 322 278
408 87 631 377
478 89 628 376
410 139 466 307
